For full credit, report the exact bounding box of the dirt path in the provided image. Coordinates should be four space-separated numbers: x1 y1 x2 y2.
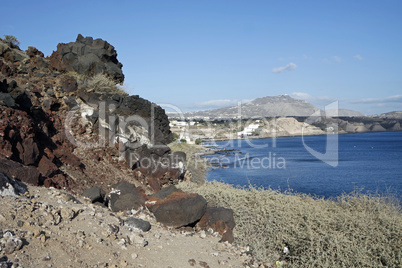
0 185 255 268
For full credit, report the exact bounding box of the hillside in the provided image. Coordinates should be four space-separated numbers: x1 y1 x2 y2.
372 111 402 119
185 95 320 119
0 35 256 267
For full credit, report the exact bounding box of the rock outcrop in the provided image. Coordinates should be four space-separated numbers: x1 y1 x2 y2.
50 34 124 83
0 35 177 193
0 35 236 247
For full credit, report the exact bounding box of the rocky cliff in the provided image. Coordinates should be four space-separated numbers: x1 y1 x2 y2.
0 35 181 193
0 35 237 250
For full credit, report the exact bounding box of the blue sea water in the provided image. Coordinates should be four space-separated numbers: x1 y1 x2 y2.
204 131 402 199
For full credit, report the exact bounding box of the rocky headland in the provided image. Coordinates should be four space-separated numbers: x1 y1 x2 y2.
0 35 254 267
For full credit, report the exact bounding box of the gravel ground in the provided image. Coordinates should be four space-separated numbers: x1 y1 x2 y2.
0 185 257 268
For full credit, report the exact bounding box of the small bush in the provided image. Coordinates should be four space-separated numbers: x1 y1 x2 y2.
3 35 20 46
172 133 180 141
195 138 202 145
178 181 402 267
79 73 128 96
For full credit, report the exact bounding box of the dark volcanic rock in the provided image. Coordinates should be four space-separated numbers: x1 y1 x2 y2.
82 186 106 203
151 185 179 200
18 137 40 166
59 75 78 94
147 191 207 228
26 46 44 58
49 34 124 83
0 158 41 186
0 171 27 197
0 92 15 107
37 155 58 177
109 182 147 212
124 217 151 232
198 207 236 243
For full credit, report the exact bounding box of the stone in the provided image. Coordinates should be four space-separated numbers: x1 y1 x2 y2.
124 217 151 232
198 207 236 243
109 193 145 212
26 46 44 58
0 158 40 186
16 137 40 165
109 182 147 212
151 185 179 200
49 34 124 83
38 155 58 177
128 233 148 247
0 93 15 107
0 171 27 197
59 75 78 94
148 191 207 228
82 186 106 203
61 207 75 221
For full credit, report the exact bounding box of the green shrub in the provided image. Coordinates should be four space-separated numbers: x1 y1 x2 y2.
3 35 20 46
172 132 180 141
195 138 202 145
178 181 402 267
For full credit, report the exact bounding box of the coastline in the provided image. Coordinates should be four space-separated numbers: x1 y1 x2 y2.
200 128 402 145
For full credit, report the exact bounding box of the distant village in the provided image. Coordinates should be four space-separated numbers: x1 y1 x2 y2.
169 118 265 144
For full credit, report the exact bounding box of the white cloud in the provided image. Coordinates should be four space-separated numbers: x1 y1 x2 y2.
290 92 336 108
191 98 253 110
291 92 313 100
354 54 363 60
291 92 331 101
350 95 402 104
333 56 342 63
272 62 298 74
196 99 238 107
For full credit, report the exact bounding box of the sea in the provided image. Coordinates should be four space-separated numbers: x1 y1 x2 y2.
203 131 402 199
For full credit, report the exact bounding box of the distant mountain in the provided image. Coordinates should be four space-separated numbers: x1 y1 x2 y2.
184 95 320 119
326 109 365 117
371 111 402 119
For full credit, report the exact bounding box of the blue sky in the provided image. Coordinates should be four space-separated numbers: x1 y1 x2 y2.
2 0 401 115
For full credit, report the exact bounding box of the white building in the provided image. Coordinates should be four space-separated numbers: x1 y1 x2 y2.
237 123 260 136
176 121 188 127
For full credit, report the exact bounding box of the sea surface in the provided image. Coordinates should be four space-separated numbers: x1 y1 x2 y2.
203 131 402 199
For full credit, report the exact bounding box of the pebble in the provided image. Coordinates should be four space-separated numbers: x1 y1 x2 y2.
199 230 207 239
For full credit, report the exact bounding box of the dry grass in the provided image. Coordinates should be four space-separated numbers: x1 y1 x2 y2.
178 181 402 267
78 73 129 96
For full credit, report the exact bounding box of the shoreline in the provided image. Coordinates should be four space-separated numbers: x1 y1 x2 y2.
201 128 402 145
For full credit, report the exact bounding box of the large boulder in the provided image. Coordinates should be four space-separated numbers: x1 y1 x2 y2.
198 207 236 243
82 186 106 203
108 182 147 212
0 158 41 186
147 188 207 228
49 34 124 83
